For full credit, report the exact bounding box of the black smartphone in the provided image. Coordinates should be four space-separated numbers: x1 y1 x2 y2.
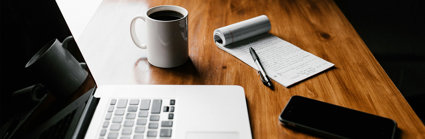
279 96 397 139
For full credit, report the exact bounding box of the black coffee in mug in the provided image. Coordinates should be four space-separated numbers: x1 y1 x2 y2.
149 10 183 21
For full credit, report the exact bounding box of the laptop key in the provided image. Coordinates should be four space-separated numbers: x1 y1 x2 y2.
126 113 136 119
105 113 112 120
112 117 123 123
147 131 157 137
163 106 169 112
170 99 175 105
115 109 125 115
129 99 140 105
137 119 147 125
160 129 172 137
168 113 174 119
110 99 117 105
135 126 146 133
103 121 109 128
122 127 132 135
151 99 162 114
161 121 173 127
108 132 118 139
124 120 134 127
148 123 159 129
150 115 160 121
117 99 128 108
170 106 175 112
100 129 107 136
140 99 151 110
110 124 121 131
138 111 149 117
128 106 138 112
133 135 144 139
108 105 114 112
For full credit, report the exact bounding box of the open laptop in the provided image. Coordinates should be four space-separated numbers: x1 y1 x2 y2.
31 85 252 139
16 1 252 139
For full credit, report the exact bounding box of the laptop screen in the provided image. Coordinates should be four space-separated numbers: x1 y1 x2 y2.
1 0 96 137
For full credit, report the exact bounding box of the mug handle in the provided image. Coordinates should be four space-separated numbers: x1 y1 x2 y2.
62 36 74 49
61 36 88 70
130 16 147 49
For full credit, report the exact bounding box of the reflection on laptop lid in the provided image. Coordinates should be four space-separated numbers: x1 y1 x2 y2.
1 0 97 138
0 1 96 138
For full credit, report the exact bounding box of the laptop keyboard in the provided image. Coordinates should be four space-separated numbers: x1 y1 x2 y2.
100 99 175 139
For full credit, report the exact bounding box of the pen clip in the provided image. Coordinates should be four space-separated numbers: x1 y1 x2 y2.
258 71 268 84
258 71 274 89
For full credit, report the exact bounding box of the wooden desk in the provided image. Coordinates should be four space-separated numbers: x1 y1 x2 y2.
77 0 425 138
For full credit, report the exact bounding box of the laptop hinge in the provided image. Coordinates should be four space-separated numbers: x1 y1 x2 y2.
72 88 99 139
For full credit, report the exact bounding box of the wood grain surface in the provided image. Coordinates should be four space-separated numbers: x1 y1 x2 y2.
77 0 425 138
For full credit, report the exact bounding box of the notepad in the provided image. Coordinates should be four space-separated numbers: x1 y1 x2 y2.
213 15 334 87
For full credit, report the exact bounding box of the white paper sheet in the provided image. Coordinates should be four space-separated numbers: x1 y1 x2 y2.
213 15 334 87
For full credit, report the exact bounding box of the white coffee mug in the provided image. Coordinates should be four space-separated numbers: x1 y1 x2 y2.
25 36 88 97
130 5 188 68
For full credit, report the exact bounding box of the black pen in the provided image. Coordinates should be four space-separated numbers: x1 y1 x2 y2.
249 47 274 89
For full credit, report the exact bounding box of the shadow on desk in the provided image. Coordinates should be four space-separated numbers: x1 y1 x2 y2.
335 0 425 124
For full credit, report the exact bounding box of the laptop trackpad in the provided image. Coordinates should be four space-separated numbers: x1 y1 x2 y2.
186 132 239 139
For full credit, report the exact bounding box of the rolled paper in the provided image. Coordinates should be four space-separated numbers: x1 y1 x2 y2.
213 15 271 47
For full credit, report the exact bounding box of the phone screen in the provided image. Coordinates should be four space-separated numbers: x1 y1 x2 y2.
279 96 397 138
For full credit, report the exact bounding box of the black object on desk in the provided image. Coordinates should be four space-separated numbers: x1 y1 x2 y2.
279 96 397 139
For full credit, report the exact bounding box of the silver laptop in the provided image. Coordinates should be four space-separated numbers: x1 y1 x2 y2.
24 1 252 139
